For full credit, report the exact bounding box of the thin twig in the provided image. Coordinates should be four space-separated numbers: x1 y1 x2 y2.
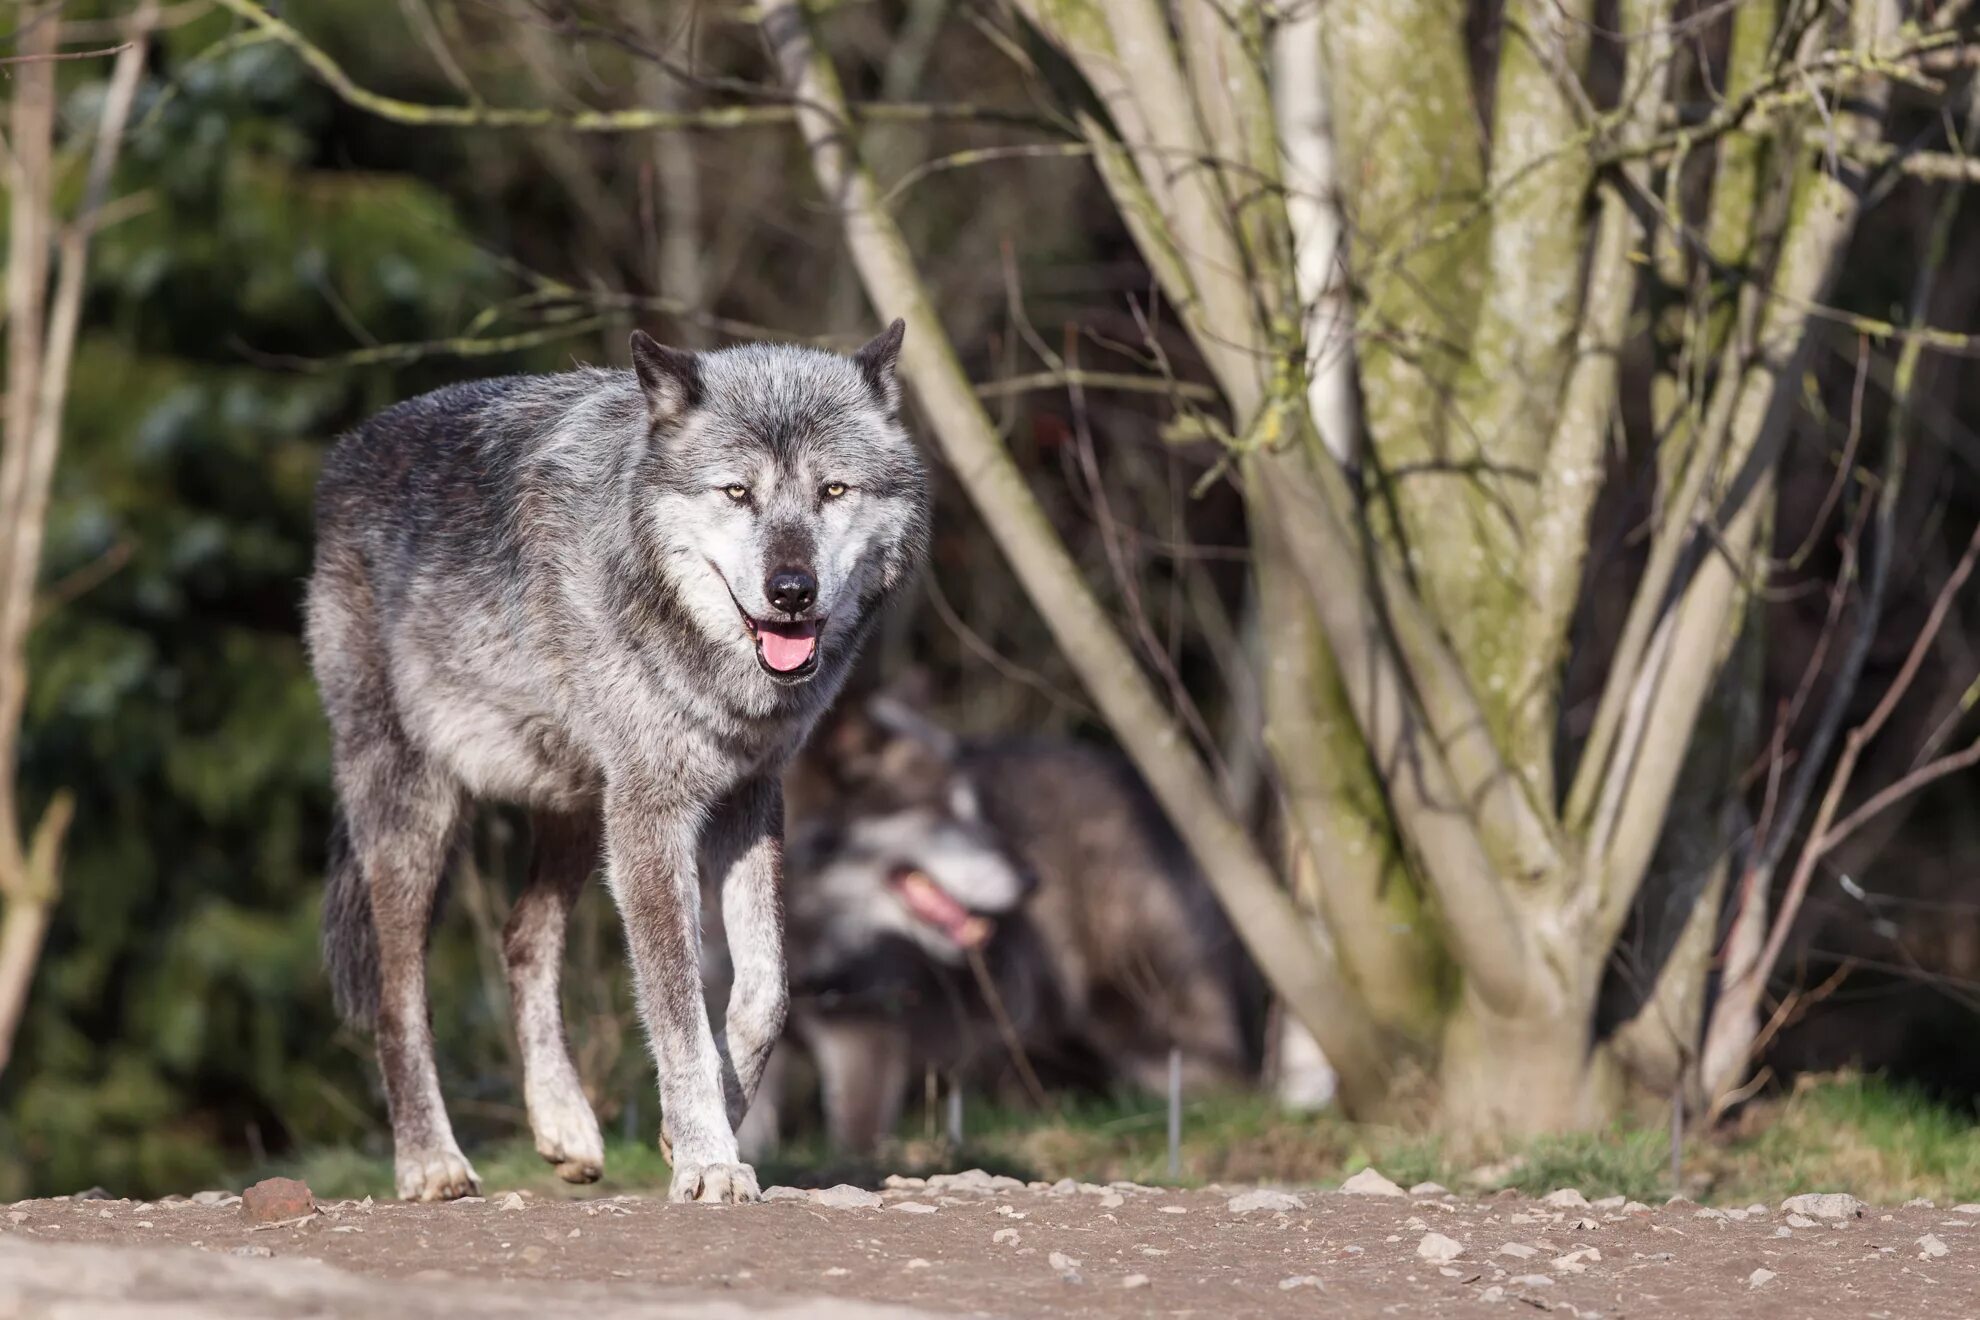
964 946 1051 1112
0 42 132 66
210 0 1058 134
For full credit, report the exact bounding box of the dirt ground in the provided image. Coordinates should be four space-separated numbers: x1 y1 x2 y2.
6 1173 1979 1319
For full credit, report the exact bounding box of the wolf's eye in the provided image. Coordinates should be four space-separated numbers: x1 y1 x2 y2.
823 482 848 499
723 484 749 503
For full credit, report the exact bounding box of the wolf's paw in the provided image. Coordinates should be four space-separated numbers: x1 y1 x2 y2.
395 1147 481 1202
530 1090 605 1184
668 1160 760 1204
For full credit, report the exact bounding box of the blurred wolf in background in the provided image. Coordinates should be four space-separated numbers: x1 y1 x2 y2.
729 693 1264 1154
305 323 927 1203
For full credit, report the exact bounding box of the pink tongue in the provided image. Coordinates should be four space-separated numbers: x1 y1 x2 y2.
899 874 970 934
758 626 818 672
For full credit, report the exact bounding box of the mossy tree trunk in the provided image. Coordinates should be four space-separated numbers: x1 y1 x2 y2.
755 0 1937 1137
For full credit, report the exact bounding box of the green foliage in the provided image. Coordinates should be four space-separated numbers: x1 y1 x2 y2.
0 3 564 1200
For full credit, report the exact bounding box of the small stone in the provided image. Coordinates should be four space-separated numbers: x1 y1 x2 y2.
1501 1243 1539 1259
228 1245 274 1259
1786 1213 1818 1228
1340 1168 1405 1197
904 1258 931 1270
1904 1198 1935 1209
72 1188 111 1201
1509 1274 1555 1288
1780 1192 1866 1220
1410 1182 1451 1197
1229 1189 1306 1214
1951 1203 1980 1215
1479 1286 1505 1302
823 1267 850 1277
883 1174 927 1190
1121 1273 1150 1289
993 1228 1021 1246
1695 1207 1726 1220
761 1186 809 1202
1416 1232 1464 1262
1622 1201 1651 1214
1746 1203 1768 1216
240 1178 314 1225
891 1201 937 1215
1098 1192 1124 1209
1542 1188 1590 1209
568 1228 581 1238
191 1191 236 1207
1775 1227 1791 1238
1049 1178 1078 1196
1278 1275 1324 1290
994 1204 1027 1219
1157 1205 1187 1214
1749 1268 1776 1288
1592 1195 1625 1210
1917 1233 1949 1259
1048 1251 1082 1271
811 1185 883 1210
498 1191 526 1211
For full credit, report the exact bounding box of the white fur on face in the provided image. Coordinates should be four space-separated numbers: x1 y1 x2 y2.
803 806 1029 965
650 436 912 661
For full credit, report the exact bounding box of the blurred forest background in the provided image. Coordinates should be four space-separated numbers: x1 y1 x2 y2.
4 0 1980 1200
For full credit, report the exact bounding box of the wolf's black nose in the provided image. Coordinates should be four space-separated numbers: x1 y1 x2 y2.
766 567 817 615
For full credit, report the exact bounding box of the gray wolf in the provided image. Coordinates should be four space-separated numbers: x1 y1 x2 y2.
736 695 1262 1154
305 323 928 1202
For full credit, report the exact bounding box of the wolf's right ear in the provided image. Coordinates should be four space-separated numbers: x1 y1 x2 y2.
630 329 702 428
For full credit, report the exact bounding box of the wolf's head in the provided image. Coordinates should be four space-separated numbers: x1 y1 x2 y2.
784 694 1033 973
631 322 930 686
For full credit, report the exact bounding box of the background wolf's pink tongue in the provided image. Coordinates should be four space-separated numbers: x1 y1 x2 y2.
759 630 817 672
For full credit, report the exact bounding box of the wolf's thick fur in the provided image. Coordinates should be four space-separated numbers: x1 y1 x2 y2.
740 699 1261 1153
306 325 927 1203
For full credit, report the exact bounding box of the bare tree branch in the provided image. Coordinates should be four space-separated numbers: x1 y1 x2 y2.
210 0 1059 135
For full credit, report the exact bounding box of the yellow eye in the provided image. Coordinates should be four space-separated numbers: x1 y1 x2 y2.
724 484 749 502
823 482 848 499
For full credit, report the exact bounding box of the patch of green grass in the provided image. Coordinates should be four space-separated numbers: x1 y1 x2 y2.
262 1073 1980 1207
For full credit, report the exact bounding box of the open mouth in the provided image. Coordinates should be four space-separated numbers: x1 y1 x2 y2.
715 565 824 678
889 866 994 950
741 612 821 677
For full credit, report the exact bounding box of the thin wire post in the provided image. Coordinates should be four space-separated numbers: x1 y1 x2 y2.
946 1078 964 1149
1167 1046 1182 1182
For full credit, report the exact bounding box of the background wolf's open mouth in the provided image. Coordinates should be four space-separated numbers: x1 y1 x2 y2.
889 866 992 948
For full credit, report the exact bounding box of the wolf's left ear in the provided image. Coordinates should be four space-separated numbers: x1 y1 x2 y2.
630 329 702 428
852 318 906 415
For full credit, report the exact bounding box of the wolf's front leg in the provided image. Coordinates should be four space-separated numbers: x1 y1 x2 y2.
702 776 788 1129
604 781 757 1203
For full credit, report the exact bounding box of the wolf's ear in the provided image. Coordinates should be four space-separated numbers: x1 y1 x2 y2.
851 318 906 415
630 329 702 428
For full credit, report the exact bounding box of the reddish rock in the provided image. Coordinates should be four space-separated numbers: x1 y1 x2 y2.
239 1178 314 1224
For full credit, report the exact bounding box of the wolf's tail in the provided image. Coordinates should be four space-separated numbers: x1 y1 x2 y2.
322 810 380 1028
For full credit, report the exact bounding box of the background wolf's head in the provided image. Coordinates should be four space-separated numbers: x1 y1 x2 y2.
631 323 930 688
784 694 1033 975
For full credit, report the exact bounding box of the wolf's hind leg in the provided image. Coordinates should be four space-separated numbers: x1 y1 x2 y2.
344 744 474 1202
504 807 606 1183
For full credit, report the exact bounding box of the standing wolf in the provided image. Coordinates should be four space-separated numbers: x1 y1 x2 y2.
305 322 928 1203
